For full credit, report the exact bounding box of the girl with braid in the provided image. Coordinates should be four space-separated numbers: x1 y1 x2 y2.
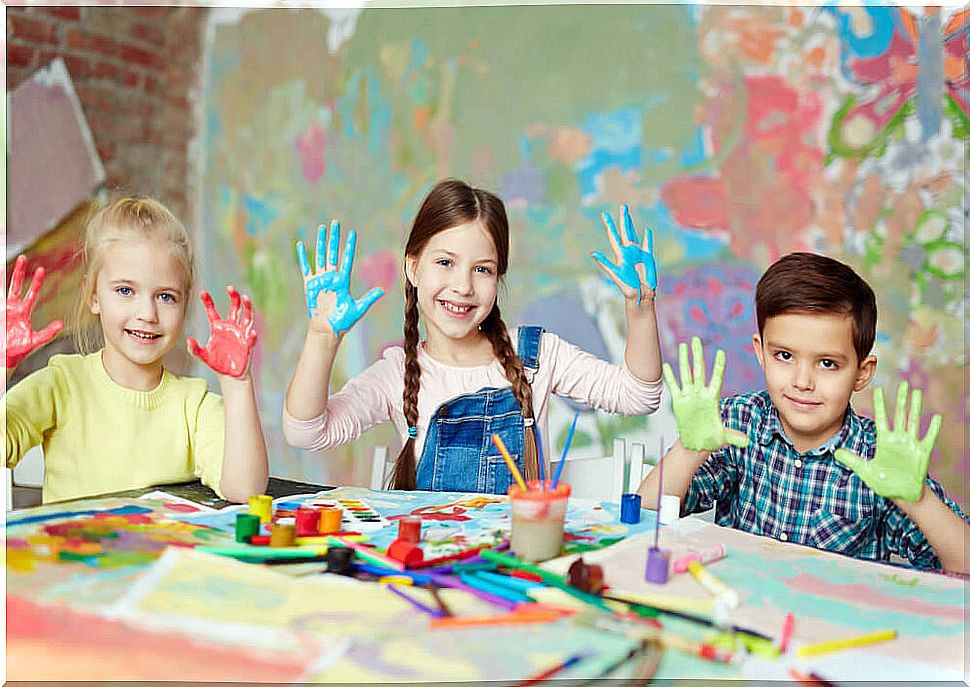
284 178 663 493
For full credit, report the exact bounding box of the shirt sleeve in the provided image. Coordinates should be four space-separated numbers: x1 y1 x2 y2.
682 397 743 515
282 354 396 452
542 333 663 415
880 476 970 570
4 365 58 469
190 389 226 498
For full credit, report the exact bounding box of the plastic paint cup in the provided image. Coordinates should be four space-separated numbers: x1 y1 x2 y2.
398 515 422 544
620 493 642 524
295 507 321 537
249 494 273 524
235 513 261 543
508 480 571 563
659 494 681 525
318 507 342 534
269 523 296 547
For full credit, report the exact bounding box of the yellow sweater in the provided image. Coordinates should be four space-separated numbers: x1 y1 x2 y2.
4 352 225 503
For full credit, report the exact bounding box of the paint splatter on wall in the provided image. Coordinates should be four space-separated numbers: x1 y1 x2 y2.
199 5 967 504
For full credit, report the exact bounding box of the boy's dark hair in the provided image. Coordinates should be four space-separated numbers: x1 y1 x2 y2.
755 252 877 361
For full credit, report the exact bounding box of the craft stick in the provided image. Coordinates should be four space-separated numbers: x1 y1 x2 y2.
458 571 532 603
778 611 795 652
796 629 897 659
428 610 564 629
386 583 446 618
480 549 613 611
427 572 519 610
352 563 433 584
550 412 580 489
195 545 326 559
328 535 405 571
491 433 528 491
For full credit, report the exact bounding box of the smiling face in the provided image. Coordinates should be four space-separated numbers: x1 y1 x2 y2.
753 311 876 453
89 236 189 388
404 220 500 360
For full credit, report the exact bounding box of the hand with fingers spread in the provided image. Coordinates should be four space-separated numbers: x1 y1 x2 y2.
187 286 257 379
590 204 658 306
835 382 941 502
296 220 384 337
5 255 64 369
664 336 750 452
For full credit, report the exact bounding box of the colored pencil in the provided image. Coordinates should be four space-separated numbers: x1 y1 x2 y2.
458 571 532 603
490 433 528 491
428 585 454 617
796 628 896 658
512 653 585 687
427 572 519 610
196 545 327 559
600 592 772 641
550 412 580 489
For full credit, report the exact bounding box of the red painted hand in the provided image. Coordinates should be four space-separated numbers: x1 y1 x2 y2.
5 255 64 369
186 286 257 378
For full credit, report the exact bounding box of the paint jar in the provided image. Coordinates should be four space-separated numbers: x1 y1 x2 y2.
318 507 343 534
295 507 321 537
508 480 571 563
249 494 273 524
398 515 423 544
659 494 681 525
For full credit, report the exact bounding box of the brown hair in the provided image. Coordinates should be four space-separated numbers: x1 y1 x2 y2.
72 195 195 353
390 178 539 490
755 252 877 361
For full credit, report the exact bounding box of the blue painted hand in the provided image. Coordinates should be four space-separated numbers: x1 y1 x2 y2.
590 204 658 306
296 220 384 336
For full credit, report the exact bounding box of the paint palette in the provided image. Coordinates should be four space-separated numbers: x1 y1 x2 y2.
306 497 392 532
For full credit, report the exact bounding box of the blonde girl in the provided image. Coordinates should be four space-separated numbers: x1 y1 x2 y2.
4 196 268 503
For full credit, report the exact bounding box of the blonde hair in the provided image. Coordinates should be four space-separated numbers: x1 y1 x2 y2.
72 196 196 353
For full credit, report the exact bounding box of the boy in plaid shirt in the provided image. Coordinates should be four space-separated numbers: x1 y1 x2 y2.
638 253 967 573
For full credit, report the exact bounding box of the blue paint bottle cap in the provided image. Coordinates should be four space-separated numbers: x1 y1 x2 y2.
620 493 642 524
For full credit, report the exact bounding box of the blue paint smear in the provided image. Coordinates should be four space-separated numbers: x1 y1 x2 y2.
681 126 708 168
367 69 392 160
337 70 364 140
405 37 430 76
243 194 278 237
824 4 901 79
722 548 965 638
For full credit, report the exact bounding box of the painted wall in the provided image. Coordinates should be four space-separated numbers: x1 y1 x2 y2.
198 5 967 504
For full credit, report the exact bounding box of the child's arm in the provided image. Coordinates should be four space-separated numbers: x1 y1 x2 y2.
835 382 968 573
892 489 968 574
636 337 748 507
285 220 383 421
590 205 661 383
5 255 64 384
187 287 268 503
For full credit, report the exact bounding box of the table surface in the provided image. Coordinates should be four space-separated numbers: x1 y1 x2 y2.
6 485 966 683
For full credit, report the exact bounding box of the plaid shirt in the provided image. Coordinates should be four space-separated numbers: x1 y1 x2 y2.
683 391 968 570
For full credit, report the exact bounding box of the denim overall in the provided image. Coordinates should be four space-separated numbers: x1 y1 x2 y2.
415 326 543 494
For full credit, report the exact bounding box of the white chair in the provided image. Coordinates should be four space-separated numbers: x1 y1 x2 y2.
7 445 45 510
549 437 627 501
628 439 716 522
369 445 390 490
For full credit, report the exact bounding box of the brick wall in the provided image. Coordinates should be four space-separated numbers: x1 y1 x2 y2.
7 5 207 222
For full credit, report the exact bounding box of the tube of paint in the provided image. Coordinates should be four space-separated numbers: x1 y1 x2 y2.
673 544 726 574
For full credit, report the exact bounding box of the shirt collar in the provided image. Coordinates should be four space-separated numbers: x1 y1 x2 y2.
758 398 868 458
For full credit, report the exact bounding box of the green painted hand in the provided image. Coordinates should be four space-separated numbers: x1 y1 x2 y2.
834 382 941 503
663 336 750 452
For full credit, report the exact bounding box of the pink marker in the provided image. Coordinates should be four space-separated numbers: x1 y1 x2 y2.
672 544 726 573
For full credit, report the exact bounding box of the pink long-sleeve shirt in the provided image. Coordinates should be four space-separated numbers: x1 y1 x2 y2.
283 331 663 458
